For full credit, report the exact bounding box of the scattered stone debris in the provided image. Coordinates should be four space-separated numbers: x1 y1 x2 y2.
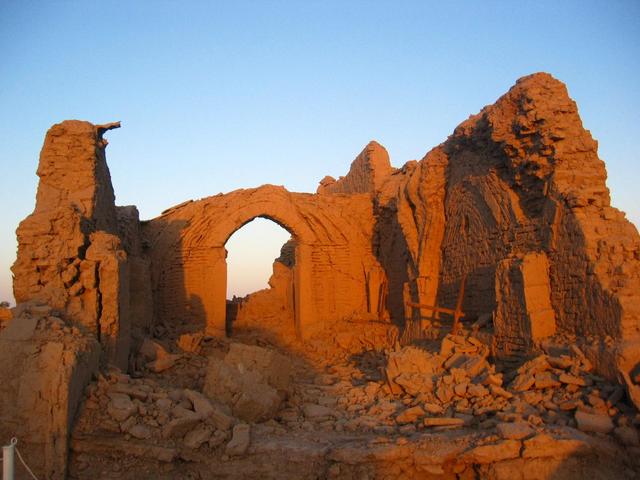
66 326 640 479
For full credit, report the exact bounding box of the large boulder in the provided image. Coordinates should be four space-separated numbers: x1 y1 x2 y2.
385 346 443 395
203 343 293 422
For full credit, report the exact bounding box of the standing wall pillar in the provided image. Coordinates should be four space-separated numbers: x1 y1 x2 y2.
294 243 313 340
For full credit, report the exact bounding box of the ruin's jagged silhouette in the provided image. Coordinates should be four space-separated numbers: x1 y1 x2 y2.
1 73 639 479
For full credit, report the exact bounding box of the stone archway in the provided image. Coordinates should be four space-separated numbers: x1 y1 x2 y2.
144 184 380 340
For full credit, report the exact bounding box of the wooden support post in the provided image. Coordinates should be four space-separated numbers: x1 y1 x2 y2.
451 274 467 335
404 274 467 335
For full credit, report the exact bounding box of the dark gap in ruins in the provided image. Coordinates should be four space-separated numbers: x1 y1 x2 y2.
94 263 102 342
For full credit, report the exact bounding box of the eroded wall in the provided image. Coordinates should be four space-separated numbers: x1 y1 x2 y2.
373 73 640 379
11 121 137 369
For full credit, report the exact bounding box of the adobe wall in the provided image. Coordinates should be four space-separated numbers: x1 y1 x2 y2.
445 75 639 362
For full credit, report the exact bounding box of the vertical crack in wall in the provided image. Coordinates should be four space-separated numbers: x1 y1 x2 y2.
95 262 102 342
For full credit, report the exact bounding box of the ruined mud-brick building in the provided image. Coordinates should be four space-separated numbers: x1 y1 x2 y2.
2 72 640 477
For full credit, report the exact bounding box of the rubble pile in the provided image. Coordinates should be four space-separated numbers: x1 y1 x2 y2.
73 370 242 461
381 332 639 445
66 330 640 478
203 343 293 422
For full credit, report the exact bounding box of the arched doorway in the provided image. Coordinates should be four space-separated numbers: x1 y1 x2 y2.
147 184 378 341
224 217 294 337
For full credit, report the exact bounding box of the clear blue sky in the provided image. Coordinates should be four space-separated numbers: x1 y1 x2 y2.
1 1 638 304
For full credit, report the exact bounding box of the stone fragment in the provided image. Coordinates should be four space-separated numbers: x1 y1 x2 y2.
423 417 464 427
303 403 337 420
574 410 614 434
423 402 444 415
128 424 152 440
547 356 573 370
534 371 561 389
522 433 588 459
497 422 535 440
155 398 173 413
107 393 137 422
393 372 433 396
140 338 169 362
172 405 196 419
440 337 456 357
120 416 136 433
226 423 250 456
558 373 586 386
209 406 235 431
436 384 454 403
395 406 425 424
461 356 488 377
386 346 441 394
463 439 521 463
511 373 535 392
203 348 287 422
558 400 579 411
162 415 200 439
224 343 292 391
454 383 467 397
183 389 214 418
490 385 513 399
233 384 281 423
147 354 181 373
112 383 148 401
183 424 213 449
466 384 489 398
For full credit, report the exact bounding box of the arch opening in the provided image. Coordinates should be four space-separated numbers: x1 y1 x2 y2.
223 216 297 338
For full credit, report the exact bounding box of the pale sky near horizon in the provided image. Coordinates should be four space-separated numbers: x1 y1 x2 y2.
0 1 639 305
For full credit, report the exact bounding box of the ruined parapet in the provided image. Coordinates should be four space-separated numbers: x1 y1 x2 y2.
11 120 132 369
317 141 393 194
